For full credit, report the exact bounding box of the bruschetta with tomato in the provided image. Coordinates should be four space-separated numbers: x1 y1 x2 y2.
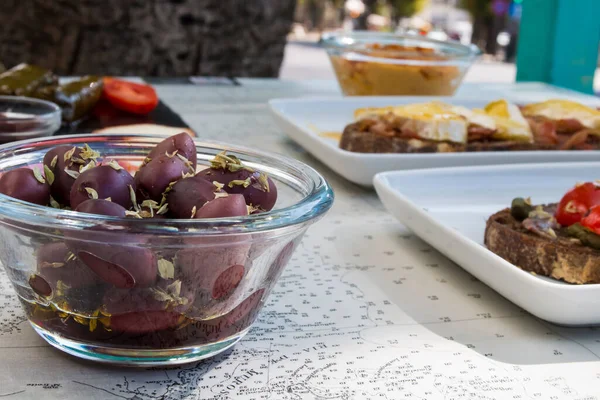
485 182 600 284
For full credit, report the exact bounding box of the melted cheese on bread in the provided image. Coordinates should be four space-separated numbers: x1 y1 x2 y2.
479 100 533 142
354 102 468 143
353 100 533 144
521 99 600 129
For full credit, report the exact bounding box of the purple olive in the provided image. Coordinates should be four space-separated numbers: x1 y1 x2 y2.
70 165 135 210
36 242 99 289
175 236 249 319
175 236 249 305
75 199 127 217
110 310 183 334
166 175 217 218
199 168 277 211
0 167 50 205
43 145 90 206
103 278 194 315
67 195 158 289
185 265 248 320
189 289 265 341
195 194 248 219
211 264 245 300
146 132 197 170
75 246 157 289
28 274 52 297
134 153 193 202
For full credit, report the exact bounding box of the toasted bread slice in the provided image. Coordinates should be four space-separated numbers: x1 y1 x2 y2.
484 205 600 284
340 118 600 153
339 120 543 153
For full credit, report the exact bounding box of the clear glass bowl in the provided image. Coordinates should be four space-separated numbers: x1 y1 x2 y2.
0 134 334 365
0 96 61 143
321 31 482 96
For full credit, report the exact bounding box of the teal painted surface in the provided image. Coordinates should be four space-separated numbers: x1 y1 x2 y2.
550 0 600 94
515 0 558 83
516 0 600 94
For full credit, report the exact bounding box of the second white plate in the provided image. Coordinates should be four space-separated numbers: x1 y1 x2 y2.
269 93 600 186
374 162 600 326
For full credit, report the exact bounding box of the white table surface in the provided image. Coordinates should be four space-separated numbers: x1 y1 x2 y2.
1 80 600 400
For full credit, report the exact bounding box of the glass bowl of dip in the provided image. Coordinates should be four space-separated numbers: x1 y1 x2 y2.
0 134 334 366
0 96 61 143
321 32 482 96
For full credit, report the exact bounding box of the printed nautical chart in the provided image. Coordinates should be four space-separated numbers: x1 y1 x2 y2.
1 81 600 399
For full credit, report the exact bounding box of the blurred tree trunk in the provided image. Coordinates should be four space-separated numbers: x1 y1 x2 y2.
460 0 492 50
356 0 378 30
486 14 499 54
307 0 320 30
334 0 346 25
0 0 296 77
472 14 493 50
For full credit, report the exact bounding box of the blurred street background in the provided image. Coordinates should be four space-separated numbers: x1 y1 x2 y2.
280 0 600 91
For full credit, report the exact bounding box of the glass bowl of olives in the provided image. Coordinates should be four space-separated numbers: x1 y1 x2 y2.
0 133 333 365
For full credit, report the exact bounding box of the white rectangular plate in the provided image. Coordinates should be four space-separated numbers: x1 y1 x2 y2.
374 162 600 326
269 92 600 186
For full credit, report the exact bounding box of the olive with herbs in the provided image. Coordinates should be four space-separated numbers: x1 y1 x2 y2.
0 167 50 205
70 164 135 210
199 167 277 211
72 243 157 289
135 153 194 202
35 242 99 289
166 175 217 218
195 194 248 219
75 198 127 217
175 235 249 309
103 278 194 316
67 197 157 289
43 145 98 206
145 132 197 170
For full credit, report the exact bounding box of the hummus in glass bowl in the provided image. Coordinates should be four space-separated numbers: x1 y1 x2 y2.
322 32 482 96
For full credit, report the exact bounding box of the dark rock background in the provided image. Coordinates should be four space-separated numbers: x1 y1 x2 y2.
0 0 296 77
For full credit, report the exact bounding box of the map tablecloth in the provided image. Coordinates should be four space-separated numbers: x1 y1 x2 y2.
1 80 599 399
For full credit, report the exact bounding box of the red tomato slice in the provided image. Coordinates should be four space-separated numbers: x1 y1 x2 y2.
581 205 600 235
102 78 159 115
555 182 600 226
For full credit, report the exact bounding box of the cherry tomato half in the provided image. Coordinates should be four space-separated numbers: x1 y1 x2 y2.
555 182 600 227
581 205 600 235
102 78 158 115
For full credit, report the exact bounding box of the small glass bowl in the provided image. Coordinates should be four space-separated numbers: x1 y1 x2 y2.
0 134 334 365
321 31 482 96
0 96 61 143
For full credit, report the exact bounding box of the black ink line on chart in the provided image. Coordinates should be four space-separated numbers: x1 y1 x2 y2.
0 391 26 398
72 381 129 399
